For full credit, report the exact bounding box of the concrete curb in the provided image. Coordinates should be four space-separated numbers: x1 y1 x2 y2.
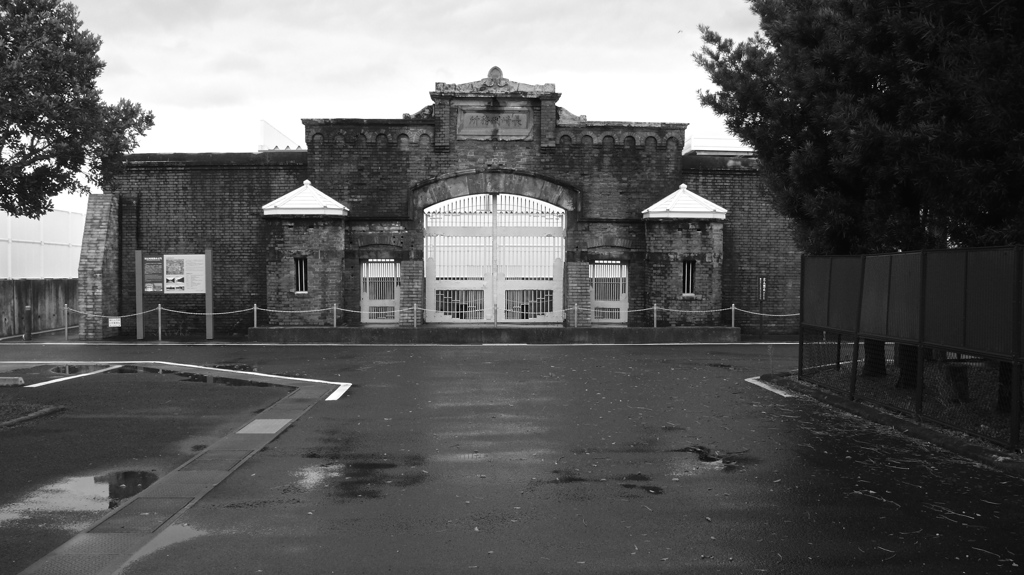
0 406 65 428
249 325 742 345
760 373 1024 479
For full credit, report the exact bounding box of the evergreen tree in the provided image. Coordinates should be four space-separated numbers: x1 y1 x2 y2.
695 0 1024 255
1 0 153 217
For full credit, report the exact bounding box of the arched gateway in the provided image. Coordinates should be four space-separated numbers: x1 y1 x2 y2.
423 193 565 323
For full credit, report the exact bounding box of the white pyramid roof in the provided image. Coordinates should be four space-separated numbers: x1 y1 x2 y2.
642 184 727 220
262 180 349 217
259 120 303 151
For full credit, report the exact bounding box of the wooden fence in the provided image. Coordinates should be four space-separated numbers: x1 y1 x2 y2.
0 279 78 338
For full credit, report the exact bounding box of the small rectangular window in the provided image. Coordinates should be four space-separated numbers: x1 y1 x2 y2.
682 260 696 294
294 257 308 293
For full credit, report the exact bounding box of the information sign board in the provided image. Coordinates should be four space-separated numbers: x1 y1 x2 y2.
164 254 207 294
144 257 163 292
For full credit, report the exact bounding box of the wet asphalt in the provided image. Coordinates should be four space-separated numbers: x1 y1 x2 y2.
1 342 1022 574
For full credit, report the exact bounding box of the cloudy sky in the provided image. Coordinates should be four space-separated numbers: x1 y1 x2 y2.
71 0 761 155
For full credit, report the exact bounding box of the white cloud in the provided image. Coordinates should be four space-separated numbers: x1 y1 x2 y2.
73 0 761 153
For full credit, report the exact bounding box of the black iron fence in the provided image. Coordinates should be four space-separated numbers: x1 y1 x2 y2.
798 247 1023 449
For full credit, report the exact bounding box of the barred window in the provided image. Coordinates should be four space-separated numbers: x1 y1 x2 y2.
682 260 696 295
294 257 308 293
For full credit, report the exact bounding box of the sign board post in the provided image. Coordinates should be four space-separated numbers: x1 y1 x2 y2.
137 253 166 340
135 251 143 339
205 248 213 340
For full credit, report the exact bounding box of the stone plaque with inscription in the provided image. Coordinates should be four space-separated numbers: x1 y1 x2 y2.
456 106 533 140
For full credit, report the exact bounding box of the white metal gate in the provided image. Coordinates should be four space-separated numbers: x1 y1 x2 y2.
424 194 564 323
590 261 628 323
361 259 400 323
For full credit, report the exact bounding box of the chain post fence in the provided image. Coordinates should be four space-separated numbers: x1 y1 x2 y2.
60 301 797 342
799 247 1024 450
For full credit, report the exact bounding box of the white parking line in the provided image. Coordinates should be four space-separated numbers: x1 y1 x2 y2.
744 377 797 398
25 365 123 387
7 360 352 401
325 383 351 401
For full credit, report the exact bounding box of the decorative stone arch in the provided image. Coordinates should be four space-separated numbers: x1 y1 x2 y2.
409 169 580 224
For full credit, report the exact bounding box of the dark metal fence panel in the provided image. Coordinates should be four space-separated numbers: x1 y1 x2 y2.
965 248 1015 357
826 257 862 333
800 247 1023 450
923 249 966 349
886 252 922 341
859 255 891 338
802 256 831 328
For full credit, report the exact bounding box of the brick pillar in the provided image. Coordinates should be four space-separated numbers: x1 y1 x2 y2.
540 97 559 148
565 261 592 328
399 260 424 327
77 194 121 340
432 98 451 152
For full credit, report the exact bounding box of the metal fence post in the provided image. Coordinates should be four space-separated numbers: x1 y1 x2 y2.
849 255 867 400
1011 362 1021 450
157 304 162 342
797 256 805 379
64 304 68 341
414 303 418 328
731 303 735 328
653 304 658 328
1012 245 1023 450
914 250 928 417
333 304 337 328
574 304 578 328
253 304 258 328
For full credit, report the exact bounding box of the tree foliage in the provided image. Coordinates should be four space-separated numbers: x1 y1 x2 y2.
0 0 153 217
695 0 1024 255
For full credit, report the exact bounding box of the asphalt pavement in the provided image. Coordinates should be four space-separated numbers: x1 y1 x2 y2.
1 341 1021 574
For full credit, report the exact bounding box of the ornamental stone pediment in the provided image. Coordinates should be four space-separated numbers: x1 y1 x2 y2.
434 66 555 95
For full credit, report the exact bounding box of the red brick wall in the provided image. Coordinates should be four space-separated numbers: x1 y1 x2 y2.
265 219 345 326
644 220 724 327
564 261 592 327
112 152 307 338
93 100 803 337
681 155 801 335
399 260 424 327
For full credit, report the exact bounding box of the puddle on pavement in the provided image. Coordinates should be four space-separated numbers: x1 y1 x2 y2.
107 364 275 388
211 364 255 372
291 455 426 499
122 523 206 568
668 445 754 475
0 470 158 530
48 365 110 376
621 483 664 494
549 470 590 484
178 372 274 387
671 445 721 462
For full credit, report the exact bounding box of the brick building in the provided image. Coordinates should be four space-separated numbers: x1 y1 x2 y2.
77 67 801 339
